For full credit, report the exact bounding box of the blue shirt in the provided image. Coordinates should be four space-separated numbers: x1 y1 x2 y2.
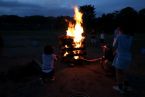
112 34 133 69
113 34 133 57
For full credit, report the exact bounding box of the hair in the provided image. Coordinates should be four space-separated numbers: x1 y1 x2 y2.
43 45 54 54
117 23 134 36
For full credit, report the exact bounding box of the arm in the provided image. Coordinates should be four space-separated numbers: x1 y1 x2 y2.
113 36 119 49
113 36 119 55
52 54 57 61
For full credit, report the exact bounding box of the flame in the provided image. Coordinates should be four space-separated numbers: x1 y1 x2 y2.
65 6 84 59
64 52 69 56
65 45 69 48
74 56 79 59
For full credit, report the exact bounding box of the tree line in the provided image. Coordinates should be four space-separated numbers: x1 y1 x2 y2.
80 5 145 34
0 15 69 32
0 5 145 34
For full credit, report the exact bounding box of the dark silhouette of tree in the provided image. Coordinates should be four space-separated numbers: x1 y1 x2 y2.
139 8 145 33
116 7 138 34
96 13 116 34
0 15 23 30
80 5 96 34
0 6 145 34
55 16 69 32
139 8 145 15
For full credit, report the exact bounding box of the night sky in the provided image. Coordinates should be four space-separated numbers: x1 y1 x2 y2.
0 0 145 16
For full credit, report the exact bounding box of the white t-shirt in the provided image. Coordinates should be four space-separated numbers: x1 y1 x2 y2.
100 33 105 39
42 53 57 73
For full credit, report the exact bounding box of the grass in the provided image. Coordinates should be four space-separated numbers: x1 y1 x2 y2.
0 30 145 97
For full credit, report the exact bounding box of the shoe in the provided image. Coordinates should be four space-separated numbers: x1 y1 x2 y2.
113 85 125 94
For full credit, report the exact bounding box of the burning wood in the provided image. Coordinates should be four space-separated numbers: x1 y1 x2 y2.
59 6 86 64
59 36 86 62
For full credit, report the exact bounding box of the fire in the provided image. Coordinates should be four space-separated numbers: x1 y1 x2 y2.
64 52 69 56
65 6 85 59
65 45 68 48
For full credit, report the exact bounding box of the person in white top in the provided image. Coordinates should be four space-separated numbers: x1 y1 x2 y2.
41 45 57 82
99 31 105 44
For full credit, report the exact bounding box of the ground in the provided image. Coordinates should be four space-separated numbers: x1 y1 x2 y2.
0 31 145 97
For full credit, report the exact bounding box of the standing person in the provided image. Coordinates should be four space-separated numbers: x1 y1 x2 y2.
112 26 133 94
41 45 57 83
99 31 105 44
90 34 97 47
0 34 4 55
90 29 97 47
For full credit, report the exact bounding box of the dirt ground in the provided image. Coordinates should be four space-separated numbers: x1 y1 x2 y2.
0 32 145 97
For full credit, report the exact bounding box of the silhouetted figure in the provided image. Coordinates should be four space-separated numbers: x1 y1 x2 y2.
0 35 4 55
90 34 97 47
40 45 57 83
112 26 133 94
99 31 105 44
100 43 115 78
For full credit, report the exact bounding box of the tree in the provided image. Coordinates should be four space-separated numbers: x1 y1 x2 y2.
139 8 145 33
79 5 96 34
116 7 138 34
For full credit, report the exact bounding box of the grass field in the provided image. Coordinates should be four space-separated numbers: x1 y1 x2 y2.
0 30 145 97
0 30 144 74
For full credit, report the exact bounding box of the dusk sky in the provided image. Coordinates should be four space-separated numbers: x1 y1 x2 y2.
0 0 145 17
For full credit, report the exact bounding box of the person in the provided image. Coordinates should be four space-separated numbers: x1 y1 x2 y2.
112 26 133 94
101 44 115 77
99 31 105 44
90 34 97 47
0 34 4 55
41 45 57 83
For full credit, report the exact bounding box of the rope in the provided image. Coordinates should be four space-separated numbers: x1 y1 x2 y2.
80 57 102 62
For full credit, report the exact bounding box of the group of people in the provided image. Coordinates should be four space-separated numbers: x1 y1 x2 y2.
40 25 133 94
90 31 105 47
99 26 133 94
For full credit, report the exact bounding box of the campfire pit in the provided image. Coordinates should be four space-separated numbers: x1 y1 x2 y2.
59 35 86 64
59 6 86 65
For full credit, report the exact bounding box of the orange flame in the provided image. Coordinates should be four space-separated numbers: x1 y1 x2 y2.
66 6 84 59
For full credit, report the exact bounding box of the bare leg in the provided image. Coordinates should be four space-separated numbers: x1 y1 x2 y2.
116 69 125 89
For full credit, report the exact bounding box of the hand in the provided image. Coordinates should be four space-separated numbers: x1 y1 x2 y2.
53 54 58 61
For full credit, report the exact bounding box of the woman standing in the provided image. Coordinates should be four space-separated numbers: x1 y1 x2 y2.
112 26 133 94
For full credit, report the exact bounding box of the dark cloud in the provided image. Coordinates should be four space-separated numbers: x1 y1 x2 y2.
0 0 73 16
0 0 145 16
94 0 145 16
0 0 39 8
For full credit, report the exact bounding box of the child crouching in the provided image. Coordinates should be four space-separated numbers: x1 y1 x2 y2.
41 45 57 83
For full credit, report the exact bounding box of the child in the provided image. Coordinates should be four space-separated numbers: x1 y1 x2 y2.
102 45 115 77
41 45 57 82
101 44 115 77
